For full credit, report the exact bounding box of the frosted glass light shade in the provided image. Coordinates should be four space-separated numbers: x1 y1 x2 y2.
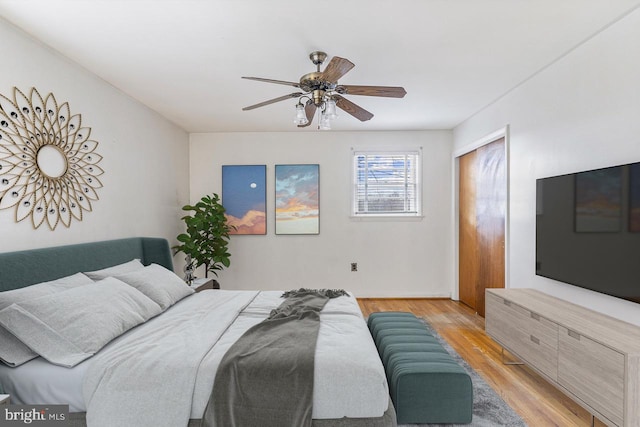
319 111 331 130
293 103 308 125
324 99 338 119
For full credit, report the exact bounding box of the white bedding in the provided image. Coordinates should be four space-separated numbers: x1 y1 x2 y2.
0 289 388 424
0 356 87 411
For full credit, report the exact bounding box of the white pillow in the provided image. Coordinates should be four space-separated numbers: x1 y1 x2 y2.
0 277 162 367
84 259 144 281
0 327 38 367
0 272 93 310
114 264 194 311
0 273 93 367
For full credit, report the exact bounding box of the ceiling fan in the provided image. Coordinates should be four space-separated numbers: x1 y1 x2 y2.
241 51 407 129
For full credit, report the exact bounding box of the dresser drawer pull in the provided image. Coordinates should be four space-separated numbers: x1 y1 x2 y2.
530 335 540 345
567 330 581 340
531 313 540 321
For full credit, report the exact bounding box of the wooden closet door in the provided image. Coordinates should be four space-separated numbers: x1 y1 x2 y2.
475 138 506 316
459 150 479 309
458 138 506 316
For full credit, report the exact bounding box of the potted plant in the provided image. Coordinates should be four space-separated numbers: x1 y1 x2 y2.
173 193 235 284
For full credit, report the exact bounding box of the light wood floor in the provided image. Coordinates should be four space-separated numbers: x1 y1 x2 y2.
357 298 606 427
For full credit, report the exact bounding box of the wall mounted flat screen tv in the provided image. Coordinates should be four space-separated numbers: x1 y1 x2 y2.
536 161 640 304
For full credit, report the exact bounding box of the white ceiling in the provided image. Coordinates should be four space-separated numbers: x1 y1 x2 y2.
0 0 638 133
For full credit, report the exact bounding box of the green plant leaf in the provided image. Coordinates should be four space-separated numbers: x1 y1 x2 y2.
174 193 233 276
176 234 190 242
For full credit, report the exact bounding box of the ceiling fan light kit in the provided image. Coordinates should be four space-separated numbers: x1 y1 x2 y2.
293 102 308 126
242 51 406 130
319 110 331 130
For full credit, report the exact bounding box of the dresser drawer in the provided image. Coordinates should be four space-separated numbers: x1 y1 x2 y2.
485 292 509 340
486 293 558 380
504 298 557 348
486 289 640 427
558 326 624 427
486 293 518 348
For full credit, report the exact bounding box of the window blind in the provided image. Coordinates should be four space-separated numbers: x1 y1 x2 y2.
353 151 421 216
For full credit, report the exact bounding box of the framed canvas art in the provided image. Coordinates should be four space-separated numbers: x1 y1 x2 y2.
222 165 267 235
275 164 319 235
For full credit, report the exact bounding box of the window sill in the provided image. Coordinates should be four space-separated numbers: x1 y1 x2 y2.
349 215 424 222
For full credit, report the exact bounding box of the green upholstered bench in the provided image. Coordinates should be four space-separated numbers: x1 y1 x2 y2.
377 334 440 351
375 328 436 346
367 311 473 424
370 320 426 342
381 342 450 367
367 311 417 327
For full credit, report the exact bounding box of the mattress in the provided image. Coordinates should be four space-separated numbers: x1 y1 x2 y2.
0 356 88 412
0 290 389 421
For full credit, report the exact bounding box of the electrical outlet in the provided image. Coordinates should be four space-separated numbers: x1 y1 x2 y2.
351 262 358 272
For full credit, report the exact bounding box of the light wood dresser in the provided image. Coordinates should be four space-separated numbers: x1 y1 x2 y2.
486 288 640 427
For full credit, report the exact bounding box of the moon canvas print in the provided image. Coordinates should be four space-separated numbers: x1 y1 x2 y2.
222 165 266 235
275 164 319 235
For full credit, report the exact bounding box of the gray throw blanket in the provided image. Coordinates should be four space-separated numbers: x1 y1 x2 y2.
203 288 348 427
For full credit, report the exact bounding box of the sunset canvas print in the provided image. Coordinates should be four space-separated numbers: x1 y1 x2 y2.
222 165 266 235
275 164 319 235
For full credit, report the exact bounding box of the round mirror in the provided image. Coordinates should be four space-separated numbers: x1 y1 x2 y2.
37 145 68 178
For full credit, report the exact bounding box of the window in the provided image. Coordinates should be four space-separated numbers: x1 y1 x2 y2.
352 149 422 216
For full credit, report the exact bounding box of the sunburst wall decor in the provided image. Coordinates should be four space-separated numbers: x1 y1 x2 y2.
0 87 103 230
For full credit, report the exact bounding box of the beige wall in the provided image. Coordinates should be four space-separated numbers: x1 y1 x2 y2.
0 18 190 258
453 9 640 325
189 130 453 298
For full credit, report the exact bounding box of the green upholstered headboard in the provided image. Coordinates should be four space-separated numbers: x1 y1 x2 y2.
0 237 173 292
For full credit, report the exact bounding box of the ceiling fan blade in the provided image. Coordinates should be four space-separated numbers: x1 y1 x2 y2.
337 85 407 98
242 92 303 111
298 100 317 128
242 77 300 88
333 95 374 122
321 56 355 83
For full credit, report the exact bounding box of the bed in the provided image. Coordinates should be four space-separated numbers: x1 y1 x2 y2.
0 237 396 427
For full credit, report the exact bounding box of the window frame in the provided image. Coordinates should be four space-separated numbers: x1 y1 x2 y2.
351 147 423 218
